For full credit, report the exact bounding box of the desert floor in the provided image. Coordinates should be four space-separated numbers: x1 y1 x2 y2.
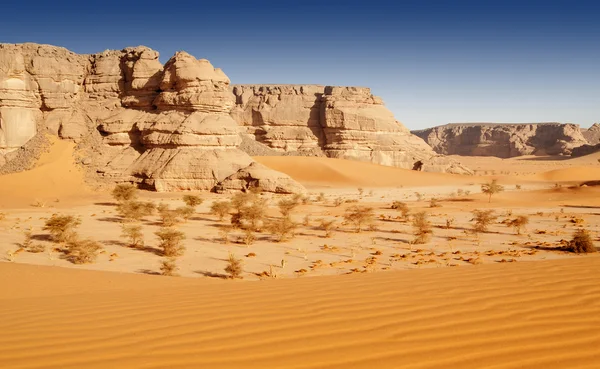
1 141 600 368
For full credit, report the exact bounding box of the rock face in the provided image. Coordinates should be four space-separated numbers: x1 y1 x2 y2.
582 123 600 145
0 43 302 193
231 85 471 174
412 123 589 158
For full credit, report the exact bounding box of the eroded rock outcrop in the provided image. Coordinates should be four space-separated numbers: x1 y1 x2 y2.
412 123 589 158
0 43 302 193
232 85 471 174
582 123 600 145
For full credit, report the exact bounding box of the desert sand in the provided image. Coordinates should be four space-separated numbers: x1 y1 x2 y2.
1 139 600 368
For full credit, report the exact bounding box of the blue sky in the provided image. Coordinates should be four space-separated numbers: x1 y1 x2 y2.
2 0 598 129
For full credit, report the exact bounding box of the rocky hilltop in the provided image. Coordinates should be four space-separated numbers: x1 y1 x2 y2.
412 123 589 158
231 85 470 173
0 43 470 192
582 123 600 145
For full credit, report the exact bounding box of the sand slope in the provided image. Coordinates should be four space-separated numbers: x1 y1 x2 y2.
2 257 600 369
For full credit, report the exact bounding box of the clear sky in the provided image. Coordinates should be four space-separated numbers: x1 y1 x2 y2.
2 0 598 129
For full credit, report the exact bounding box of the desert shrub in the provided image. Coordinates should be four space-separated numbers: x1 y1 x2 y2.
267 217 297 242
65 238 103 264
225 253 243 279
160 257 178 276
303 215 311 227
158 205 182 227
471 209 498 233
219 225 232 244
176 206 195 222
343 205 375 233
231 192 256 213
506 215 529 235
391 201 410 220
445 217 455 229
457 189 464 196
481 180 504 203
43 214 81 243
242 229 256 246
358 187 364 196
19 230 45 253
317 219 336 238
429 198 441 208
567 229 596 253
121 224 144 248
155 227 186 257
117 200 155 222
233 197 267 231
316 192 326 203
210 200 232 221
111 183 137 203
515 184 522 190
182 195 203 208
278 197 300 218
412 211 432 244
333 197 345 207
414 192 423 201
0 212 6 221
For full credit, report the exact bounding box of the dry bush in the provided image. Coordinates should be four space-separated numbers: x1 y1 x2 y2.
471 209 498 233
121 224 144 248
445 217 455 229
391 201 410 220
429 198 441 208
43 214 81 243
231 192 257 213
303 215 311 227
65 238 103 264
506 215 529 235
267 217 297 242
242 229 255 246
316 192 326 203
210 200 232 221
481 180 504 203
19 230 45 253
232 197 267 231
344 206 375 233
225 253 243 279
333 197 345 207
278 197 300 218
155 227 186 257
412 211 432 244
158 205 183 227
515 184 522 190
176 206 195 222
318 219 336 238
160 257 178 276
219 225 232 244
358 187 364 196
111 183 137 203
0 212 5 221
414 192 423 201
117 201 155 222
567 229 596 253
182 195 203 208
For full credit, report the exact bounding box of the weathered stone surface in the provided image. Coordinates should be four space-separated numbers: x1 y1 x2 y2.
0 43 304 193
216 162 306 194
412 123 589 158
232 85 471 174
582 123 600 145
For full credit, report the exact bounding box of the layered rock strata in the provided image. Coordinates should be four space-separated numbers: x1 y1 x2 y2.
412 123 589 158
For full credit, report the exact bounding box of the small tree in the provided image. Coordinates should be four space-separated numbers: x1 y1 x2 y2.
506 215 529 235
568 229 596 253
343 206 375 233
412 211 432 244
43 214 81 243
225 253 243 279
176 206 195 222
472 209 497 233
160 257 178 276
66 238 103 264
117 201 155 222
445 217 455 229
316 192 326 203
111 183 137 203
238 198 267 231
278 198 300 218
158 205 183 227
391 201 410 220
481 180 504 203
182 195 203 209
210 201 232 221
429 198 441 208
267 217 297 242
318 219 336 238
121 224 144 248
155 227 186 257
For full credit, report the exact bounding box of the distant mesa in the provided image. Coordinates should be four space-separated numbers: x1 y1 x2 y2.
0 43 471 192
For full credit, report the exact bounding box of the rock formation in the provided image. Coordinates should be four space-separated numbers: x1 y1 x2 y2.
412 123 589 158
0 43 302 193
582 123 600 145
231 85 471 174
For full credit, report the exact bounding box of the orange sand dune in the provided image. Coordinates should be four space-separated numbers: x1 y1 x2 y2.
1 258 600 368
254 156 475 187
0 137 92 207
532 167 600 183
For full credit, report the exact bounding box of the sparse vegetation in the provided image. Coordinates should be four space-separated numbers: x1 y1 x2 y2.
445 217 455 229
333 197 344 207
343 205 375 233
155 227 186 257
225 253 243 279
176 206 195 222
43 214 81 243
278 197 300 218
567 229 596 253
117 200 155 222
210 200 232 221
182 195 203 208
121 224 144 248
412 211 432 244
471 209 498 233
232 197 267 231
414 192 423 201
65 238 103 264
506 215 529 235
267 217 297 242
160 257 178 276
481 179 504 203
158 204 183 227
318 219 336 238
391 201 410 220
316 192 326 203
429 198 441 208
111 183 137 203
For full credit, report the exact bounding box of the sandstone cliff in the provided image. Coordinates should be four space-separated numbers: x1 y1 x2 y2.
231 85 471 174
412 123 588 158
582 123 600 145
0 43 303 193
